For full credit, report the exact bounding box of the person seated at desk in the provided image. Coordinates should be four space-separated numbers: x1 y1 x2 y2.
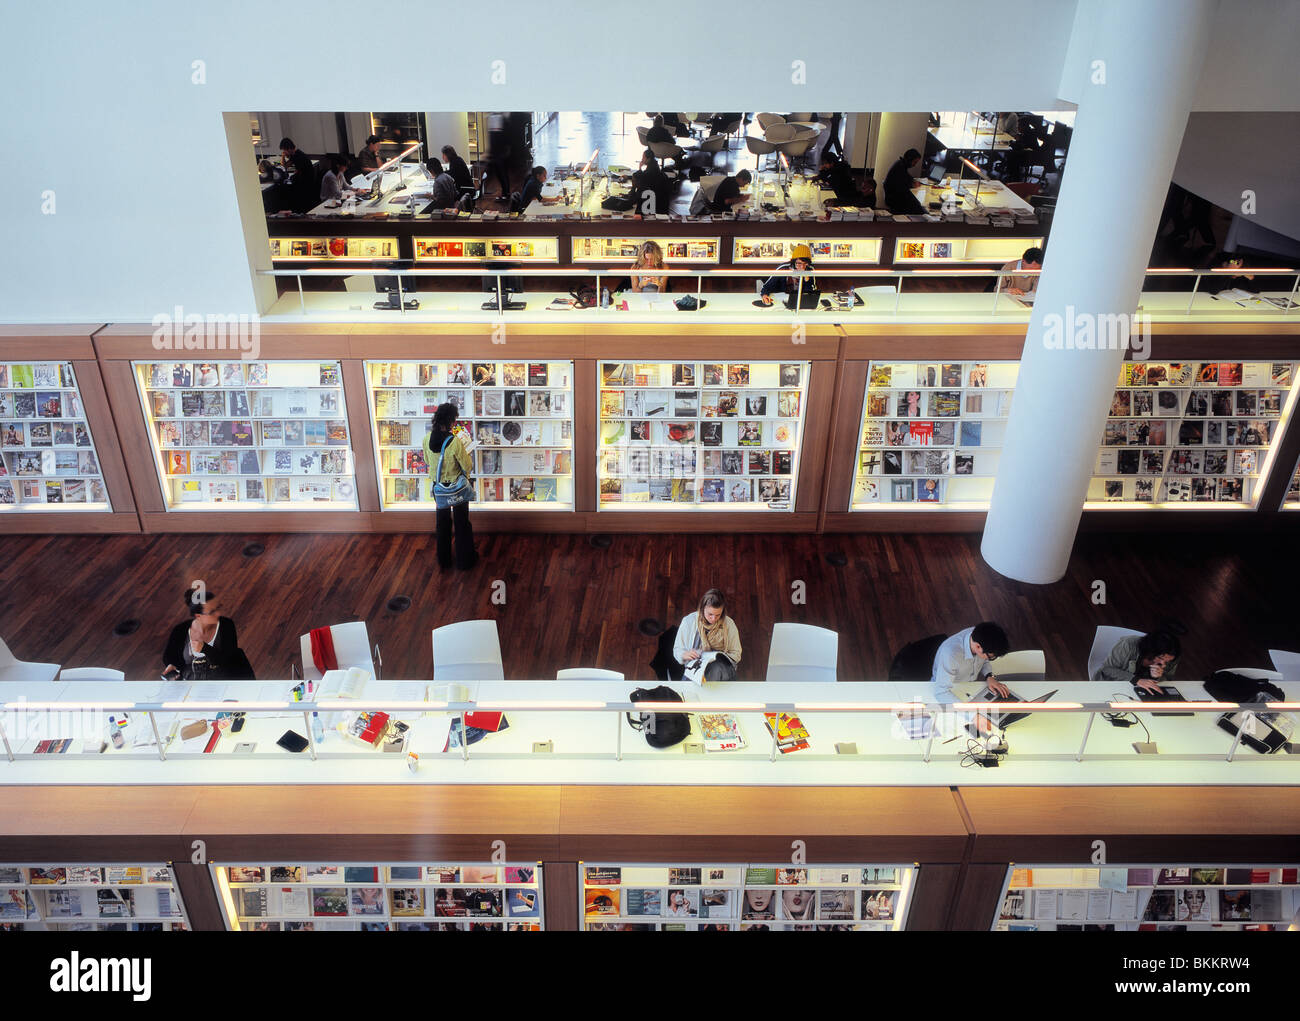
660 112 692 138
1091 630 1180 694
1000 246 1044 298
278 137 318 214
519 165 562 209
814 153 875 208
710 169 752 213
882 148 927 215
358 134 383 172
672 588 743 681
1210 253 1256 295
424 157 460 209
441 145 472 191
756 244 817 305
630 240 669 292
319 156 356 203
162 587 255 681
631 164 672 216
930 621 1011 705
646 114 674 146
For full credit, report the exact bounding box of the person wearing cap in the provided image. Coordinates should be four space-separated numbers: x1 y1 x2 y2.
358 134 383 172
756 244 817 305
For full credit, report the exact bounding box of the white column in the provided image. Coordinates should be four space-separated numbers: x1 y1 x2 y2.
871 112 930 181
981 0 1216 583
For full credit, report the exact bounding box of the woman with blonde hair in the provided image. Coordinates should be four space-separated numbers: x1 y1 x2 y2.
630 240 669 293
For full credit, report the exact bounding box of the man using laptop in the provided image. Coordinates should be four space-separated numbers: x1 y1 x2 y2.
930 621 1011 704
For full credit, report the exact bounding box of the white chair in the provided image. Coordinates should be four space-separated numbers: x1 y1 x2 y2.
766 623 838 683
635 125 650 145
58 668 126 682
745 135 777 172
556 668 626 681
0 637 59 684
1216 667 1284 682
649 141 686 173
755 112 785 131
699 134 728 156
299 621 380 683
1268 649 1300 681
697 174 725 204
432 620 505 681
990 650 1046 683
343 275 375 293
765 122 798 143
1086 626 1144 680
774 136 815 174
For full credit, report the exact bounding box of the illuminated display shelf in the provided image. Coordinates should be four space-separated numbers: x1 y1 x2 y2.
596 360 808 510
0 863 189 931
732 237 882 264
367 360 574 509
0 361 111 511
269 236 400 261
133 360 358 510
580 862 915 931
1085 360 1296 507
993 864 1300 932
572 236 720 263
1284 456 1300 508
214 861 543 931
892 236 1042 264
852 360 1018 509
413 237 559 262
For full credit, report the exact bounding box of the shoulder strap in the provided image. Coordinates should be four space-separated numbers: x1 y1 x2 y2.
434 433 452 480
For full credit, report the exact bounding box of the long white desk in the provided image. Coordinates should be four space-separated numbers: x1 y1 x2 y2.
910 177 1035 214
2 679 1296 788
262 286 1299 326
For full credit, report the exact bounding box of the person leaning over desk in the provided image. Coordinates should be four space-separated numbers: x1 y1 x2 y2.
709 169 752 212
630 240 669 292
930 621 1011 704
672 588 743 679
424 157 460 210
815 152 875 208
519 165 562 208
1000 246 1043 297
756 244 817 305
1091 630 1180 694
882 148 926 215
358 134 382 172
441 145 472 191
162 587 255 681
319 156 356 202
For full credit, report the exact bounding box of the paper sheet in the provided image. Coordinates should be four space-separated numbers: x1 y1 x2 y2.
1033 890 1057 920
1086 890 1112 920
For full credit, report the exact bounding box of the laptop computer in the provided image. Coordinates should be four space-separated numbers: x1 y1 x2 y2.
1135 684 1194 717
973 684 1058 729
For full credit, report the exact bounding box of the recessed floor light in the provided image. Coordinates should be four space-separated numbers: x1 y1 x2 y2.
112 619 140 637
387 596 412 613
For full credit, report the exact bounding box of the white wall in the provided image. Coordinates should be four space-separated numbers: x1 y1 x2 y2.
870 113 932 184
1 0 1295 323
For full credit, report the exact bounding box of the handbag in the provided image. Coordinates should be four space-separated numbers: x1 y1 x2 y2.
626 686 691 748
432 434 475 509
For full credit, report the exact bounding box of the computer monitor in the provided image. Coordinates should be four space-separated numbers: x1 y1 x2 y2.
373 261 418 297
927 162 946 184
481 263 524 300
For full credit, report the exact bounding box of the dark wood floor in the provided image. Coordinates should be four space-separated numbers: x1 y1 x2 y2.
1 531 1293 685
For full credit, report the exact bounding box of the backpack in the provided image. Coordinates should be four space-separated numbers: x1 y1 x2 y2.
688 185 711 217
626 685 690 748
1203 671 1285 704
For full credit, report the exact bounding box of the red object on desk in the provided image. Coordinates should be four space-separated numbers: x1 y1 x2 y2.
203 722 222 754
464 711 505 732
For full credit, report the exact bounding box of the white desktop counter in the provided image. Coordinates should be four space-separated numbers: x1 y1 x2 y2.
2 679 1296 788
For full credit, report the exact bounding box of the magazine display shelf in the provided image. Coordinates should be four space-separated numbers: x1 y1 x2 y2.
4 679 1299 788
366 359 575 509
269 236 400 262
0 360 112 512
132 359 358 510
580 861 914 931
1086 360 1297 507
892 236 1042 264
214 860 543 931
412 237 559 262
0 863 189 931
993 863 1300 931
851 359 1018 508
731 237 882 265
596 360 809 509
572 236 721 264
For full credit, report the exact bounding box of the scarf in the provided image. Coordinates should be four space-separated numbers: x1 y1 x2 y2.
698 612 728 652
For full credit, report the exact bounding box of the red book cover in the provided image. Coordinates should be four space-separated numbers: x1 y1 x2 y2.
1250 869 1274 884
464 711 505 732
1281 869 1297 884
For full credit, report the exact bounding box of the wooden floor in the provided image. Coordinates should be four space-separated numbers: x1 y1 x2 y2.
0 531 1292 685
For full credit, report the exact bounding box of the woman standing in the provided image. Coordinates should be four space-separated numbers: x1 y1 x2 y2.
672 588 743 679
629 240 669 293
423 403 478 570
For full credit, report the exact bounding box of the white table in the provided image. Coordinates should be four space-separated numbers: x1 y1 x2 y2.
2 678 1296 787
929 123 1016 153
304 165 436 218
911 177 1035 214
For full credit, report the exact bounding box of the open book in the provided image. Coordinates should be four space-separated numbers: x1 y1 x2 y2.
318 667 371 700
